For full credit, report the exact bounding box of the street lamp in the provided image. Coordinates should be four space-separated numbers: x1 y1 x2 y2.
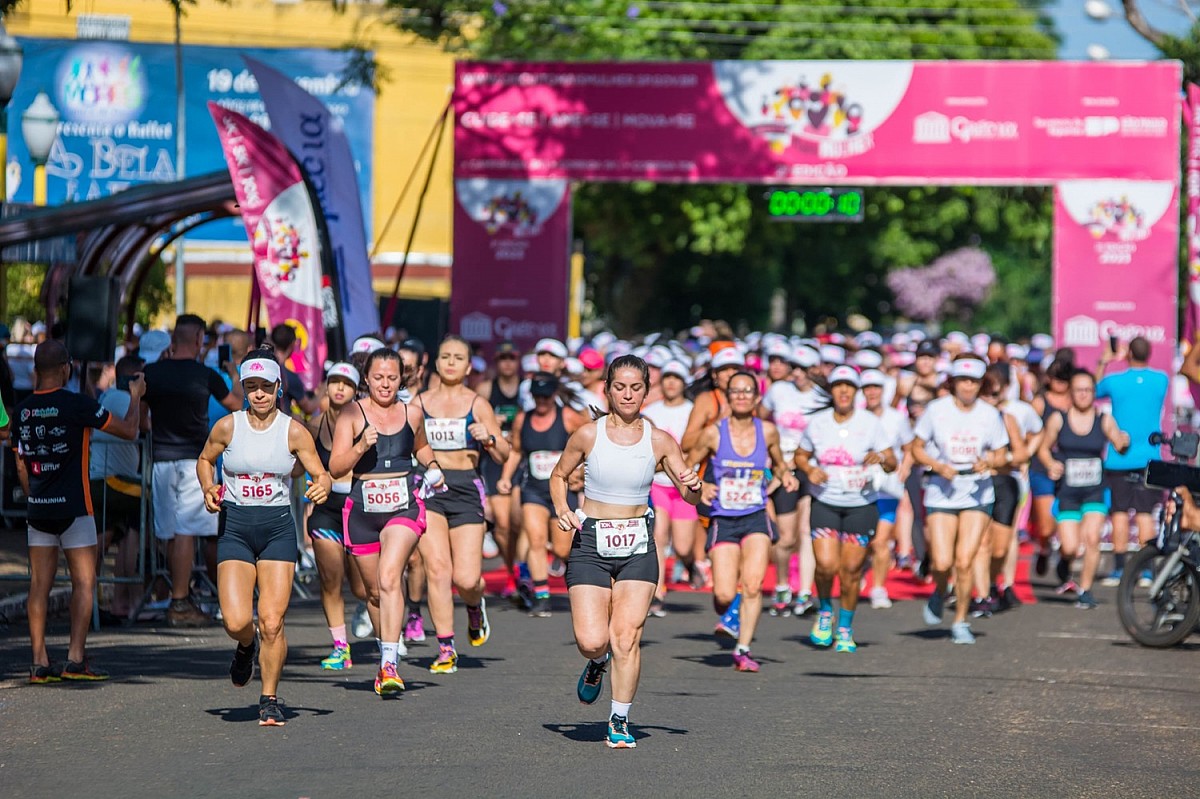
0 20 24 202
21 92 58 206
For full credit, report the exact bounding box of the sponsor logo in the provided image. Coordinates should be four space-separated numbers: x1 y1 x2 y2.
58 44 148 124
912 111 1018 144
35 425 46 440
52 442 69 454
31 461 60 475
49 426 67 436
1034 116 1169 139
1085 196 1148 242
460 312 493 342
21 407 60 421
1062 315 1167 347
459 311 559 343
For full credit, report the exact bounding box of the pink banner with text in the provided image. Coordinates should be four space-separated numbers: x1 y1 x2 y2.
451 179 571 355
209 102 327 390
1053 181 1178 375
455 61 1180 184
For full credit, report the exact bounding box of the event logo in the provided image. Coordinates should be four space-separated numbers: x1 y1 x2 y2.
753 73 867 157
912 112 1019 144
57 45 147 124
481 191 541 237
1085 196 1149 242
253 216 309 290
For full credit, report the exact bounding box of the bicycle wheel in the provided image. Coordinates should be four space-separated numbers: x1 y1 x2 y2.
1116 545 1200 648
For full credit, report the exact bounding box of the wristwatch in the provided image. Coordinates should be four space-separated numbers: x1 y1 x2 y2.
483 434 497 448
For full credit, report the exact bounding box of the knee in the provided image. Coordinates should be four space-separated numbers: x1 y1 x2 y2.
222 615 254 640
930 553 953 572
258 615 285 642
741 581 763 599
713 586 738 608
575 631 609 660
609 626 639 659
954 554 974 573
365 587 381 607
422 554 451 581
453 566 481 593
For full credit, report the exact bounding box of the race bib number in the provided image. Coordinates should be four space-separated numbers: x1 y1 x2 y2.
947 432 981 464
426 418 468 451
1065 458 1103 488
237 473 285 505
362 478 410 514
596 517 649 558
719 473 762 511
830 465 869 493
528 450 561 481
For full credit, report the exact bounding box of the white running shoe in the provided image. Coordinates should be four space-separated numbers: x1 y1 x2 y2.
869 586 893 609
352 603 374 639
482 532 500 559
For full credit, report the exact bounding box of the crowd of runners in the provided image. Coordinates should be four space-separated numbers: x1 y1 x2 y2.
12 317 1176 745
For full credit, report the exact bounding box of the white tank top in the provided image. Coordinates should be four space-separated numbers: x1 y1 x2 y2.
222 411 295 507
584 416 657 505
642 399 692 486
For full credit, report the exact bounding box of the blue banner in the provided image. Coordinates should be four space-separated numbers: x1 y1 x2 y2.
246 56 378 347
10 38 374 243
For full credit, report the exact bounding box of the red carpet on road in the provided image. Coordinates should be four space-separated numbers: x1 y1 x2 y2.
482 543 1038 604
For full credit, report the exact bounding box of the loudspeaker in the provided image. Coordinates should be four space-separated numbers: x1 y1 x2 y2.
65 275 121 363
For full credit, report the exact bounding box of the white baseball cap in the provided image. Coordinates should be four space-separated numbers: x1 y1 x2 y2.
239 357 281 384
820 344 846 365
950 358 987 379
853 349 883 369
791 345 820 368
860 369 887 387
661 360 690 381
828 365 861 387
326 362 361 386
535 338 568 359
855 331 883 348
765 339 792 361
352 336 386 355
710 347 746 370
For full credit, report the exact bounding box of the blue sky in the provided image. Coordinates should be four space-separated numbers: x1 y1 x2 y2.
1050 0 1194 59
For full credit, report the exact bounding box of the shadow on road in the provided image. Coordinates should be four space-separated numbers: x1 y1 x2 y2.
542 720 689 744
205 702 334 723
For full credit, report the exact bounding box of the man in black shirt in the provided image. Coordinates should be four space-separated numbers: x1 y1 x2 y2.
270 323 320 416
144 314 243 627
15 341 143 682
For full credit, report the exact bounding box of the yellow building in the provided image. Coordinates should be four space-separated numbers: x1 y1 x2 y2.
6 0 455 323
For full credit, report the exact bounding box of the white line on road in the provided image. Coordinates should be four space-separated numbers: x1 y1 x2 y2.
1037 631 1128 641
1032 718 1197 731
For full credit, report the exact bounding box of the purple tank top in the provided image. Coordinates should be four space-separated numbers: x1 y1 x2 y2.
709 418 770 518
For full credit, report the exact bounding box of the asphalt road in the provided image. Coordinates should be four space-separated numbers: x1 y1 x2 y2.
2 577 1198 799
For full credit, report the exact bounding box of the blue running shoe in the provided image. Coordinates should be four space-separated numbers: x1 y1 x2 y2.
606 714 636 749
577 654 608 705
715 593 742 638
810 611 834 647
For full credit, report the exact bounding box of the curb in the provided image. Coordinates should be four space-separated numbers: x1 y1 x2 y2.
0 586 72 626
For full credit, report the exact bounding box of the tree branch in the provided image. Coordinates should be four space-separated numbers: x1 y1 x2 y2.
1122 0 1167 46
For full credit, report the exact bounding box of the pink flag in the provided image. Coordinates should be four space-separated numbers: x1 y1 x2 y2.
208 102 327 390
1185 84 1200 349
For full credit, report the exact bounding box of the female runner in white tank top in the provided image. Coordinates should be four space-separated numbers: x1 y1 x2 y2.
550 355 702 750
197 348 332 727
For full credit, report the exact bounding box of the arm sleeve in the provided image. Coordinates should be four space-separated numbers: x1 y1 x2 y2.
79 394 114 431
209 367 231 401
913 409 933 442
1095 376 1114 400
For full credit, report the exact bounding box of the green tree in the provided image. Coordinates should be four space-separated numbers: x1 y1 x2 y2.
381 0 1059 336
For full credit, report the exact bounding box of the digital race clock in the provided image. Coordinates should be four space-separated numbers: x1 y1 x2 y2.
764 187 865 223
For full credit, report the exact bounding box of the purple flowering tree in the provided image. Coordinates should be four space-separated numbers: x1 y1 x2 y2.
886 247 996 324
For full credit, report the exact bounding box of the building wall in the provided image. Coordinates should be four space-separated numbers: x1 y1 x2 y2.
7 0 455 325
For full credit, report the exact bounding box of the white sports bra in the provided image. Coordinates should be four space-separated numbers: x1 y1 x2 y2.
583 416 656 506
221 411 295 507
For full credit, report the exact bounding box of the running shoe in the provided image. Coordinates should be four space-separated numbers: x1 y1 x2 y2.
647 598 667 618
548 556 567 578
715 593 742 638
404 612 426 643
869 586 892 610
1138 569 1153 588
950 621 976 645
1054 580 1079 596
59 659 110 681
810 611 834 647
577 654 608 704
258 695 286 726
166 597 211 628
467 598 491 647
1035 548 1050 577
1055 557 1072 585
352 603 374 639
1100 568 1123 588
691 560 713 590
792 593 814 617
515 576 536 610
606 714 636 749
320 644 353 670
769 588 793 617
671 561 688 585
969 598 994 619
1075 590 1099 610
923 591 945 626
29 663 62 685
374 661 405 696
482 531 500 559
895 553 913 572
429 644 458 674
530 596 553 618
732 650 761 672
1001 586 1023 610
834 627 857 654
230 636 258 687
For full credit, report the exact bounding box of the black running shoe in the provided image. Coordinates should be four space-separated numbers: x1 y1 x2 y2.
1055 557 1071 585
258 695 286 727
1035 549 1049 577
59 659 109 681
29 663 62 685
230 636 258 687
969 598 994 619
1002 586 1023 608
530 596 552 618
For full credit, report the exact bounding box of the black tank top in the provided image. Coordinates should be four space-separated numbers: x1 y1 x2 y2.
520 405 570 456
353 402 415 475
489 380 520 435
315 414 334 471
1030 394 1066 475
1058 410 1106 460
